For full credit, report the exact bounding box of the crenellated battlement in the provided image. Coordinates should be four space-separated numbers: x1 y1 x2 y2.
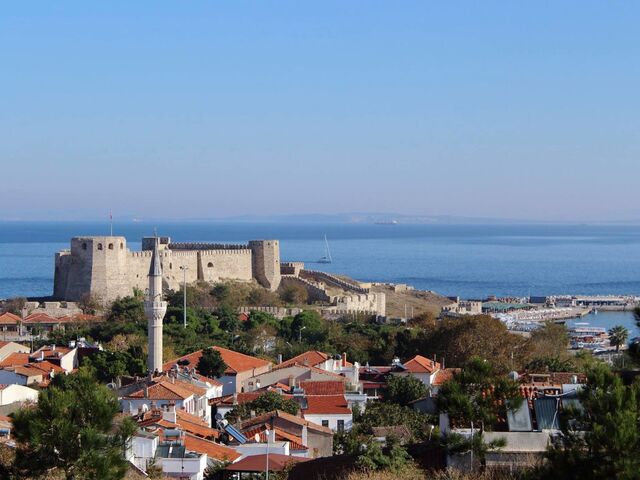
169 242 249 251
53 236 281 303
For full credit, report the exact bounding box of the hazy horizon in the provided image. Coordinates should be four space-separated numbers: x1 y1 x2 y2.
2 2 639 222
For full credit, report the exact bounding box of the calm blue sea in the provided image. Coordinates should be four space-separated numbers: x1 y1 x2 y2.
2 221 638 334
2 222 640 301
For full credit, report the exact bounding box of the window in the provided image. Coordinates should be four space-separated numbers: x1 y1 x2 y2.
321 420 329 428
120 243 124 249
207 262 214 268
82 243 87 250
97 243 103 250
337 420 345 432
108 243 114 250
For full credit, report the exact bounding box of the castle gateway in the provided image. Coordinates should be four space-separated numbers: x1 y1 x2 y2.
53 236 281 304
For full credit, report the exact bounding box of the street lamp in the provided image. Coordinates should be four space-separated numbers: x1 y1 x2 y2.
179 266 189 328
298 326 307 343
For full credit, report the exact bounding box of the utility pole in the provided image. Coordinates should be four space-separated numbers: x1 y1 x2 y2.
180 266 189 328
265 427 270 480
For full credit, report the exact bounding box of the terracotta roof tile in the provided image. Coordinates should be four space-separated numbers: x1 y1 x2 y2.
0 353 30 368
403 355 440 374
276 351 329 370
303 395 351 415
243 426 308 451
126 380 194 401
183 433 241 462
240 410 333 435
23 313 59 324
164 346 271 375
0 313 20 325
299 380 345 396
432 368 460 386
225 453 308 472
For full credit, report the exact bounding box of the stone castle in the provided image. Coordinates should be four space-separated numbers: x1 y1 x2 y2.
54 236 281 304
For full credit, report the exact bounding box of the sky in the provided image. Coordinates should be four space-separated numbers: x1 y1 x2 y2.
1 1 639 222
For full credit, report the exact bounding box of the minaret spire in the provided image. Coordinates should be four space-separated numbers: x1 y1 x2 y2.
144 236 167 374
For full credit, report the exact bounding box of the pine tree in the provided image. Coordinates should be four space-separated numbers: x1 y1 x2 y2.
12 369 137 480
539 363 640 479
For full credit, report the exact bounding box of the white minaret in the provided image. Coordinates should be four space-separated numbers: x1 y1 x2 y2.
144 236 167 374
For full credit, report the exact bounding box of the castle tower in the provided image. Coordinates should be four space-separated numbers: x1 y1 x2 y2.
144 237 167 373
249 240 281 291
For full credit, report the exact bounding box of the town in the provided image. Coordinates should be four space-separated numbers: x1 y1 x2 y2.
0 235 638 480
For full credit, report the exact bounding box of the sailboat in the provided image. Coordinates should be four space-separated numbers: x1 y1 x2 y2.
317 235 333 264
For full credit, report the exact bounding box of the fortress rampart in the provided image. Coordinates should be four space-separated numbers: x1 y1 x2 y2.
53 236 281 304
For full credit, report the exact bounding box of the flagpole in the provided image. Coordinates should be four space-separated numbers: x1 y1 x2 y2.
109 210 113 236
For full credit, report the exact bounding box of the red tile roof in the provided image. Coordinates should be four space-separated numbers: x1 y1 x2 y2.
276 351 329 370
432 368 460 386
0 313 20 325
183 433 241 462
212 389 293 406
31 345 73 358
299 380 345 396
403 355 440 374
225 453 309 472
23 313 59 324
126 380 195 401
164 346 271 375
0 353 30 367
27 361 65 374
303 395 351 415
243 426 308 451
240 410 333 435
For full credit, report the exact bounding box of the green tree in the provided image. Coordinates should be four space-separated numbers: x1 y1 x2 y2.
608 325 629 353
12 369 136 480
384 375 428 406
418 315 526 373
356 436 412 473
354 402 432 441
108 296 145 323
437 357 522 432
197 347 228 378
290 310 327 344
525 321 570 365
537 363 640 480
82 350 146 382
225 391 300 423
217 305 241 334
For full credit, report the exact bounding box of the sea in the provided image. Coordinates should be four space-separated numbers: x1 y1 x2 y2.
1 221 639 334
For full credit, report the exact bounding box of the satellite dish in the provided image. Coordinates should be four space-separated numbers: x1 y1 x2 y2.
254 433 261 443
215 413 223 421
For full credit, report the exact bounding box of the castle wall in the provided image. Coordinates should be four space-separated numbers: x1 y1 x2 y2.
198 250 253 284
54 236 274 305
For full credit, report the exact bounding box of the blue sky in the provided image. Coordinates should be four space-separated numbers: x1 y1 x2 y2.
1 2 639 221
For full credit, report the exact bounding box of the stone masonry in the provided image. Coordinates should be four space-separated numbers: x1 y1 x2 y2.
53 236 281 304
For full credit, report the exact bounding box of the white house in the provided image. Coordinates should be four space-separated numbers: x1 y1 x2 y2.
0 384 39 405
390 355 441 387
0 341 30 362
302 395 353 433
30 345 78 372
